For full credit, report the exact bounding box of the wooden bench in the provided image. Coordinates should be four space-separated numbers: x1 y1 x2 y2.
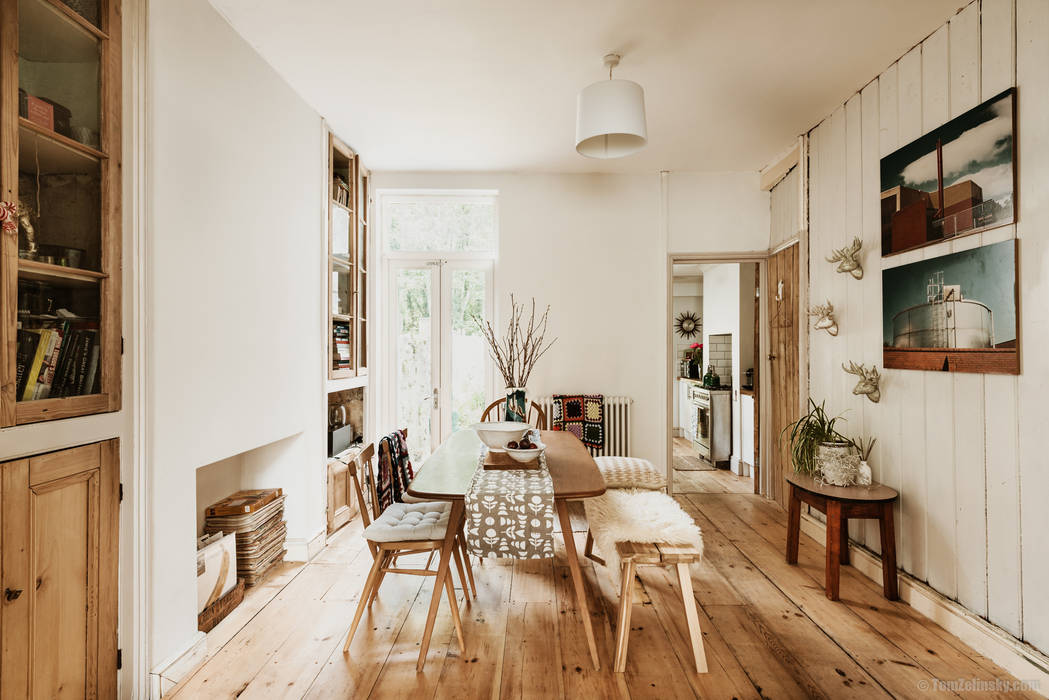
613 541 707 674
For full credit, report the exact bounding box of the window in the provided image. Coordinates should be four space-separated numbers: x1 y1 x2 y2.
381 191 498 254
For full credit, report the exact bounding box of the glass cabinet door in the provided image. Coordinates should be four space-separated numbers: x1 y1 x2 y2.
3 0 119 423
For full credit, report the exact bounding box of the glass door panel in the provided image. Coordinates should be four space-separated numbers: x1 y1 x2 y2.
446 266 489 435
393 265 437 464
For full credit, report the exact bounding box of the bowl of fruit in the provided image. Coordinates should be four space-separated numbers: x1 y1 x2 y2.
504 434 545 464
471 422 533 452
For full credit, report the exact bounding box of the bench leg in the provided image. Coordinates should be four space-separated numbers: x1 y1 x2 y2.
879 502 899 601
613 561 636 673
786 484 801 565
584 528 605 566
676 562 708 674
825 500 842 600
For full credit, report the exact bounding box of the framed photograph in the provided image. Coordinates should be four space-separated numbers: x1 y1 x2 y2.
880 88 1015 257
882 239 1018 374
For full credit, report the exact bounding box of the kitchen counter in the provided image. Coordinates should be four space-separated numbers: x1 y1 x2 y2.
678 377 731 392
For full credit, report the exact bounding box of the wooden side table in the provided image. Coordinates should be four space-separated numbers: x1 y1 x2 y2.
785 472 899 601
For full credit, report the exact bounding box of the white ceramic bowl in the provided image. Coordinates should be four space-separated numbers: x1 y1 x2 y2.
471 422 532 451
504 443 545 463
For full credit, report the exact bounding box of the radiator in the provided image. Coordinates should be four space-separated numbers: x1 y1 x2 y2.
535 395 633 457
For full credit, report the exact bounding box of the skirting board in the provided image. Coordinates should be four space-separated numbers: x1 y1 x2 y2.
799 512 1049 692
284 528 327 563
150 630 206 698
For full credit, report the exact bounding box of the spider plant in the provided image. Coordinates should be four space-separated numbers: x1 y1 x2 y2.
780 399 850 475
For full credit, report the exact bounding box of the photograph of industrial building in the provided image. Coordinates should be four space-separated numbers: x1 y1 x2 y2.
880 88 1015 256
883 239 1018 374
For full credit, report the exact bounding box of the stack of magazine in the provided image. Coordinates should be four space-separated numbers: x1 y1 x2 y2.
203 489 287 587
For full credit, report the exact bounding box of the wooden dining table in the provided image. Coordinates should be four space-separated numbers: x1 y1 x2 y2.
406 429 607 671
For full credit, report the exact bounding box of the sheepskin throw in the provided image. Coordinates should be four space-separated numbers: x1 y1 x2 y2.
584 490 703 583
551 394 605 449
593 456 667 491
464 450 555 559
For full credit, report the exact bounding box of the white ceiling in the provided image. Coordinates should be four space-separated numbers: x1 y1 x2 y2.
211 0 962 174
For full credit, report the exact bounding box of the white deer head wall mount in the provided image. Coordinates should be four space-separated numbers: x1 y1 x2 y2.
808 301 838 336
843 361 880 403
827 237 864 280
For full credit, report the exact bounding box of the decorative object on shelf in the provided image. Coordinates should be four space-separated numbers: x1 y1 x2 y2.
781 399 850 477
842 361 881 403
473 295 557 422
808 301 838 336
882 239 1018 374
816 440 860 487
576 53 647 159
880 88 1014 257
688 342 702 378
853 436 876 486
0 201 17 235
675 311 701 339
826 237 864 279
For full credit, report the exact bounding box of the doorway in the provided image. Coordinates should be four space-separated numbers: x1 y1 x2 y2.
667 255 766 496
387 258 493 462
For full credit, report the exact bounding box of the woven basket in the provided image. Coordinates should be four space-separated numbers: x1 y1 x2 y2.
816 441 860 486
197 578 245 633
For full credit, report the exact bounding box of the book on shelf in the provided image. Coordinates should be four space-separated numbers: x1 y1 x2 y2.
17 322 101 401
15 329 41 400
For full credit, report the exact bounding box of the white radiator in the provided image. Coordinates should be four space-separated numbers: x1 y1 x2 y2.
535 395 633 457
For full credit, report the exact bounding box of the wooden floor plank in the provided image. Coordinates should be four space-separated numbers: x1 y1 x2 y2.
169 478 1034 699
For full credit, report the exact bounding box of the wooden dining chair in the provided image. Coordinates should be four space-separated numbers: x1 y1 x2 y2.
480 398 549 429
342 443 474 656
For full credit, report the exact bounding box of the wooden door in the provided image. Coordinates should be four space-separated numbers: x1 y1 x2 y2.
0 440 118 699
767 245 800 508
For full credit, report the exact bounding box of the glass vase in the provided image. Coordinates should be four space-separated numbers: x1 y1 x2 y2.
505 387 527 422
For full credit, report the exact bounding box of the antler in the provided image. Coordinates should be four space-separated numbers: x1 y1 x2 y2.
842 361 878 380
808 301 834 317
826 237 861 263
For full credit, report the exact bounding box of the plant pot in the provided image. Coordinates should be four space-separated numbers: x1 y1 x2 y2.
504 387 528 422
816 441 860 486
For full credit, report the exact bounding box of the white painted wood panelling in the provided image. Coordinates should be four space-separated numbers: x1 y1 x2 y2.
769 167 800 250
805 0 1047 653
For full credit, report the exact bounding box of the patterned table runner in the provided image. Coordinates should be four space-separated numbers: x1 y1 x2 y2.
464 448 555 559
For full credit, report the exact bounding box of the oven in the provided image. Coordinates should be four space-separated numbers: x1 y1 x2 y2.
690 386 711 459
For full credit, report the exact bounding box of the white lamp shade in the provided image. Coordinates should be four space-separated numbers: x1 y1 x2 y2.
575 78 648 158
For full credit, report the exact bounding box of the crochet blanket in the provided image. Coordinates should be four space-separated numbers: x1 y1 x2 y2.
377 429 414 512
551 394 605 449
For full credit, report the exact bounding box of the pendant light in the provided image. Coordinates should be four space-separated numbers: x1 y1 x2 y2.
575 53 648 159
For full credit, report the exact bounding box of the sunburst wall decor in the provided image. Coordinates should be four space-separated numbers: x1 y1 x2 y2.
674 311 701 339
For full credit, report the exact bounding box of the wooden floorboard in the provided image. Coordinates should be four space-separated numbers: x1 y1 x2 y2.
167 481 1034 699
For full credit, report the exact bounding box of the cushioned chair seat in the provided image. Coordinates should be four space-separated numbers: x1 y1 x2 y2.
364 502 450 542
593 456 666 491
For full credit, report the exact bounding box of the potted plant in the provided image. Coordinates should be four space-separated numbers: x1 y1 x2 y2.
689 342 702 378
473 295 557 422
781 399 857 483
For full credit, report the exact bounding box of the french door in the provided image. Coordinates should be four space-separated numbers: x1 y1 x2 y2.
387 258 493 461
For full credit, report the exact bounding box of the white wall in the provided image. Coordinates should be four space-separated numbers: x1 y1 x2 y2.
147 0 327 668
371 172 769 474
806 0 1048 655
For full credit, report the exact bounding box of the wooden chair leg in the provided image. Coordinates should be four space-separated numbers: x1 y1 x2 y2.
451 543 472 606
613 561 636 673
444 561 466 653
344 548 386 653
676 562 708 673
458 532 477 598
367 550 393 607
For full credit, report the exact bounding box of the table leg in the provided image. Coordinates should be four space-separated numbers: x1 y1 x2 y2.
556 498 601 670
417 499 465 672
786 484 801 565
839 517 850 565
879 501 899 601
825 500 842 601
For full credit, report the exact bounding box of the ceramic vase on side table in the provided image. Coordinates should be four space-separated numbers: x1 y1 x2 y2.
505 387 528 422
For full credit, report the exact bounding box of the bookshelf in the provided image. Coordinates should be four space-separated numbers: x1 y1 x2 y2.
327 132 369 380
3 0 122 425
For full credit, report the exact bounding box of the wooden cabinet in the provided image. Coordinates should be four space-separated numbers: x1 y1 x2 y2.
2 0 123 426
327 132 369 380
0 439 118 698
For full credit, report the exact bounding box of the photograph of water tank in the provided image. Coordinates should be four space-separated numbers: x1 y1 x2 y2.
882 239 1018 374
880 88 1015 257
